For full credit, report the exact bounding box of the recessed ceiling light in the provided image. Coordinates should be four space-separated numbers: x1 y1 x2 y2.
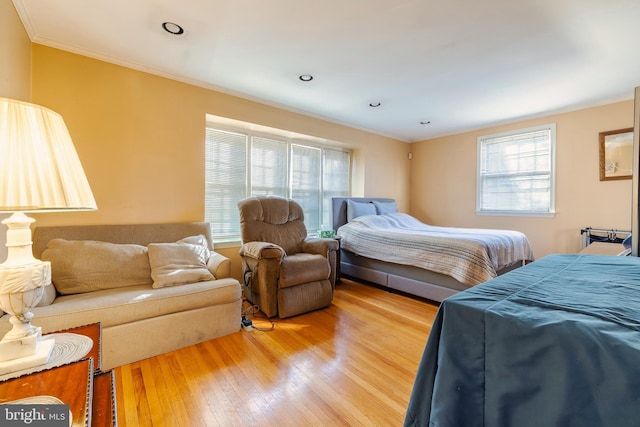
299 74 313 82
420 121 431 125
369 102 381 108
162 22 184 35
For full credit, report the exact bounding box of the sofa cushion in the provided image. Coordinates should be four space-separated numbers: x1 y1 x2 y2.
41 239 152 295
148 242 214 288
0 278 241 333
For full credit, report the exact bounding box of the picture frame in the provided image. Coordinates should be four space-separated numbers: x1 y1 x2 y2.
599 127 634 181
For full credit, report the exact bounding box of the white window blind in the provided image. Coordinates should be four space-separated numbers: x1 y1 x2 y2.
205 125 351 241
323 149 351 228
291 144 322 230
204 128 247 240
251 137 288 197
477 123 556 216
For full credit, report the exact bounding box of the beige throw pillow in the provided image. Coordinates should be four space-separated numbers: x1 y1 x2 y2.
41 239 152 295
177 234 210 249
147 242 214 288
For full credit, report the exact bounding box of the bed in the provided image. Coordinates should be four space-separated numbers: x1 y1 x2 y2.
331 197 534 301
404 253 640 427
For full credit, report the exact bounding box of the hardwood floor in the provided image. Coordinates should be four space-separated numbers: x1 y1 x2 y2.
114 279 439 426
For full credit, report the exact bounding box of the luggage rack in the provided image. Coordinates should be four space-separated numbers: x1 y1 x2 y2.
580 227 631 251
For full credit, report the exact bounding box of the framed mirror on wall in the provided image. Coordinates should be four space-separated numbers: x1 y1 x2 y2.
600 127 634 181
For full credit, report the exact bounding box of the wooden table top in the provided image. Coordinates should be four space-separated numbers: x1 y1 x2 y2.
0 358 93 427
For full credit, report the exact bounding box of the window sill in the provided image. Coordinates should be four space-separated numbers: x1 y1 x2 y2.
476 210 555 218
213 240 241 249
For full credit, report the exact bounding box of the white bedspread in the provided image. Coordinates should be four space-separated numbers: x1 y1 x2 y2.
337 213 534 286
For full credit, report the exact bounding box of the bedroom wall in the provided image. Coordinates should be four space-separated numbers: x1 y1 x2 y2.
0 0 32 263
410 100 634 258
4 0 632 270
28 45 409 279
1 0 30 100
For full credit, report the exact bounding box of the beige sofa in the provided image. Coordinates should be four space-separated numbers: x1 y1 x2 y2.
0 222 242 370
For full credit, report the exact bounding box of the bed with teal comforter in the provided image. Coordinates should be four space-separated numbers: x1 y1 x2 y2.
404 254 640 427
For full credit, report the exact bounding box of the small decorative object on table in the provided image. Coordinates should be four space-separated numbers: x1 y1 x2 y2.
0 323 117 427
319 230 336 238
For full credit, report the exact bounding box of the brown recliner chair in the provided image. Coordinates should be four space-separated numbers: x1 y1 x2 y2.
238 196 339 318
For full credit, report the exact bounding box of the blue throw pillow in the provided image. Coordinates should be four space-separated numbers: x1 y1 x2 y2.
347 200 376 221
372 200 398 215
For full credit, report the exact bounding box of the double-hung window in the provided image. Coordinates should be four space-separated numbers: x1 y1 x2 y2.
205 125 351 242
477 123 556 216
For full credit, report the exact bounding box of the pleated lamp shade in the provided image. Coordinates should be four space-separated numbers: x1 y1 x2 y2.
0 98 97 212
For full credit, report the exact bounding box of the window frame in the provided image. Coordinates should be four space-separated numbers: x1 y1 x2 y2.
476 123 556 217
205 121 351 245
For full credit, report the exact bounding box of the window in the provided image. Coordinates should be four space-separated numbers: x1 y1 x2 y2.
477 123 556 216
205 125 351 242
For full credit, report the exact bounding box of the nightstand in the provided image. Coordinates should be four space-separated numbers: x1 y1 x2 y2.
0 323 117 426
0 358 93 426
334 236 342 282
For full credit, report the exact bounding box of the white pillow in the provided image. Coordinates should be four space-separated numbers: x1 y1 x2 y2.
177 234 211 261
347 200 376 221
178 234 209 249
147 242 214 288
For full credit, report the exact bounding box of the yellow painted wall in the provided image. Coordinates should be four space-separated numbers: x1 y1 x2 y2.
410 101 634 258
0 0 30 101
29 45 409 280
3 1 636 274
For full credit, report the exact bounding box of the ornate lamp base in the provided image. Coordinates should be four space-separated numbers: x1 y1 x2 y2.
0 331 55 375
0 212 55 375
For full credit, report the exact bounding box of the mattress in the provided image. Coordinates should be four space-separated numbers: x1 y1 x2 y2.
338 213 534 286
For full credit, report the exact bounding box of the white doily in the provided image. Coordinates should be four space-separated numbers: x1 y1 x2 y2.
0 333 93 381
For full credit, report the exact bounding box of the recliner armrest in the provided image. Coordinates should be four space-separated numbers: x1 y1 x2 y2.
207 251 231 278
240 241 286 260
302 238 339 256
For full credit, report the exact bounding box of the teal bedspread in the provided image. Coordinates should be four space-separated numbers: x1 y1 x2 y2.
404 254 640 427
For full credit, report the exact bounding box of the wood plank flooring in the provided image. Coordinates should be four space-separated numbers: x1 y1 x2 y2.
114 279 439 426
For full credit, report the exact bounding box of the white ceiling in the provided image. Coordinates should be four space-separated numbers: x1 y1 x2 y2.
13 0 640 142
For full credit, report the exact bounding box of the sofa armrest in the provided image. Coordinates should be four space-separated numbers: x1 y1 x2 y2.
302 238 339 257
207 252 232 279
239 241 286 261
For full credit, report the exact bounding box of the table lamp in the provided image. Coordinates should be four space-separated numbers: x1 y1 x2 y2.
0 98 97 374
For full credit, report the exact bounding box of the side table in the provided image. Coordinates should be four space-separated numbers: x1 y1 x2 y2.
0 323 117 426
54 323 103 372
0 358 93 426
93 370 117 427
334 236 342 283
57 324 117 427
